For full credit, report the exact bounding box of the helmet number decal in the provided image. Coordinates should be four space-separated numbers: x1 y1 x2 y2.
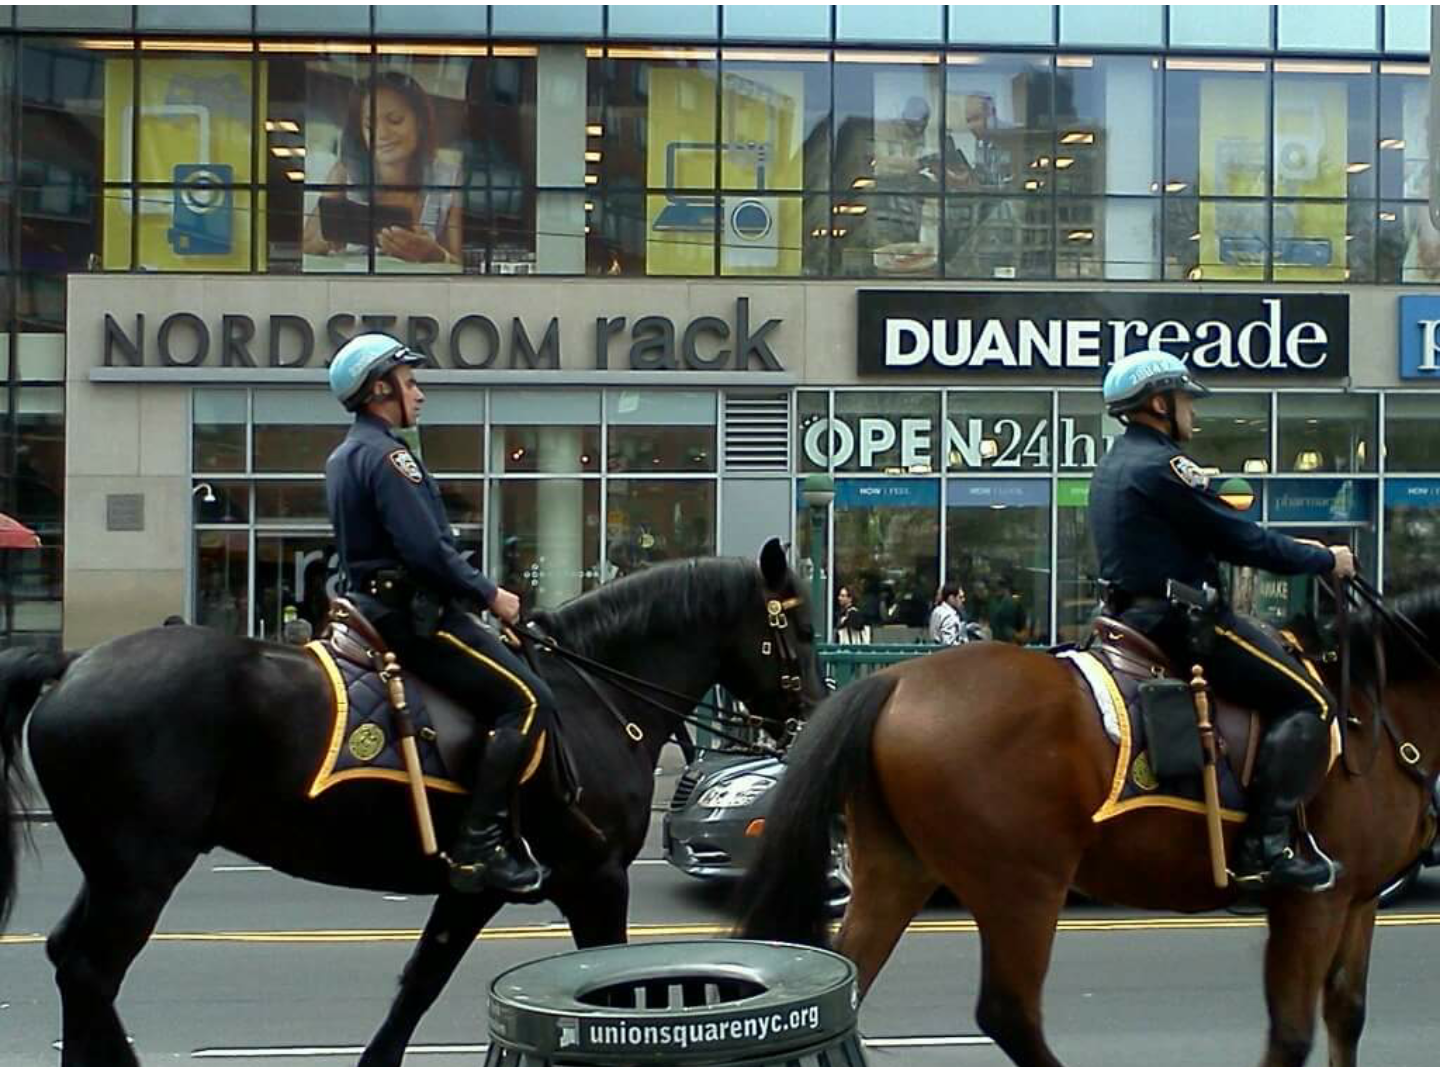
388 449 424 484
1169 455 1209 491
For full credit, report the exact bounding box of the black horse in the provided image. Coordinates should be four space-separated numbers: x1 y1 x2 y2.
0 540 824 1067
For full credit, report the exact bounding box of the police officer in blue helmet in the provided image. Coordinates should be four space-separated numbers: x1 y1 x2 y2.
1090 350 1356 892
325 333 549 896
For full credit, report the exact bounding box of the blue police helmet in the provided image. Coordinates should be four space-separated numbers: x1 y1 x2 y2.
328 333 426 411
1102 350 1210 416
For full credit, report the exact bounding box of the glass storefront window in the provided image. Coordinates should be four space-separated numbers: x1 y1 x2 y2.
494 478 599 610
435 480 484 526
491 390 600 474
1055 476 1097 642
1056 56 1160 198
1056 390 1115 472
1250 478 1376 628
1164 59 1270 213
252 389 349 473
606 390 716 473
1162 196 1269 282
194 480 249 525
834 53 942 195
1384 394 1440 471
945 391 1051 472
193 389 247 473
11 386 63 527
1273 61 1375 201
835 192 940 278
607 479 717 575
833 476 939 638
945 478 1050 643
720 50 830 192
1168 5 1272 50
254 481 329 522
1378 63 1427 202
1188 392 1271 474
797 390 831 472
942 54 1051 198
195 529 249 635
832 391 941 474
1277 393 1376 474
1383 478 1440 597
945 195 1051 279
252 532 337 639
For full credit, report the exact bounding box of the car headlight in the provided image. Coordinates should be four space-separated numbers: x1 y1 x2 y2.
696 773 777 809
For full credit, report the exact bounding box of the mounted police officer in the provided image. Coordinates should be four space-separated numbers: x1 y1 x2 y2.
325 333 550 897
1089 350 1357 892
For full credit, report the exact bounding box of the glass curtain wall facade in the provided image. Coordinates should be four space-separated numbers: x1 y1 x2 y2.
1 5 1436 647
797 388 1424 646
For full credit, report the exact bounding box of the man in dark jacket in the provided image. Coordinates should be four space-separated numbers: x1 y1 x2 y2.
325 333 550 897
1089 350 1355 892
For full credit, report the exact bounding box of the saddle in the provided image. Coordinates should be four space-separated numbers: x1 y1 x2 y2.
1061 617 1282 825
302 598 571 806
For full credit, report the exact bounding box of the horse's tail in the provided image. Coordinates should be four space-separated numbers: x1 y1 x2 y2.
0 647 74 929
732 672 898 948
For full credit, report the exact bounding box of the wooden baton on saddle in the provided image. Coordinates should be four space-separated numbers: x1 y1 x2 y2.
1190 664 1228 888
379 652 439 857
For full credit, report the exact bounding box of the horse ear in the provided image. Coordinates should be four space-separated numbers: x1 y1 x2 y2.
758 537 788 590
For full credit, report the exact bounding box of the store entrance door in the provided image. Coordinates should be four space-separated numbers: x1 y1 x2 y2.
253 533 337 641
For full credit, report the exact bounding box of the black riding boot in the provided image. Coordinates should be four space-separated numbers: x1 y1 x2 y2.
1233 713 1341 892
446 727 548 896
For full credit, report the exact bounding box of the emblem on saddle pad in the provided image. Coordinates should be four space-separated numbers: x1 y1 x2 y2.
388 449 423 484
348 722 386 762
1130 752 1159 792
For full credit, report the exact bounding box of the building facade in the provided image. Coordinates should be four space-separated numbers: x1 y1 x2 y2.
4 5 1440 650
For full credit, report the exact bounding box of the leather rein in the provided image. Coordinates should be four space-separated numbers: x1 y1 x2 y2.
510 592 810 756
1329 575 1435 786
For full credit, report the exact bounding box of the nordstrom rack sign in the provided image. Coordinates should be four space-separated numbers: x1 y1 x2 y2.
858 290 1349 378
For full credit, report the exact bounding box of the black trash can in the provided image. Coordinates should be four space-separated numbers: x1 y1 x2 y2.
484 939 867 1065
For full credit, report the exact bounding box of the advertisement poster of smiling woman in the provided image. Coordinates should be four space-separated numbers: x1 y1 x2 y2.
302 54 478 274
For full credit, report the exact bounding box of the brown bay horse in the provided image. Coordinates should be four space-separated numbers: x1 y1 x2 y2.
734 589 1440 1067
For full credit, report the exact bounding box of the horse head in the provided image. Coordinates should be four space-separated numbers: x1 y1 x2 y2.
714 537 828 740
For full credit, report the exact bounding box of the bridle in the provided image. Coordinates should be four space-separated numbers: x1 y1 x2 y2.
761 594 809 715
511 588 816 753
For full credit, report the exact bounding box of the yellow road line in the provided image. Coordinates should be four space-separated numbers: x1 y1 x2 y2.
6 913 1440 947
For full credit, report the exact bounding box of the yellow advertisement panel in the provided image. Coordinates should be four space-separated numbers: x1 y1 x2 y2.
646 67 803 276
103 58 262 271
1198 78 1346 282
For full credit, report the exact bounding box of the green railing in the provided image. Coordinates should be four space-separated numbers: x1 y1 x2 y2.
817 642 940 688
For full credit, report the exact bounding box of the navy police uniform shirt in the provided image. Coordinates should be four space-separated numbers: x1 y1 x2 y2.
325 413 498 609
1089 423 1333 602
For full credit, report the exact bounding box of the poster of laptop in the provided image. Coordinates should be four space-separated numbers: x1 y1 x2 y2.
646 67 802 275
101 57 255 271
302 55 475 273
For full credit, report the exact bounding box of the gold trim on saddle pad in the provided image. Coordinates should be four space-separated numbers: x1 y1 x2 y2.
1078 650 1248 826
303 642 469 800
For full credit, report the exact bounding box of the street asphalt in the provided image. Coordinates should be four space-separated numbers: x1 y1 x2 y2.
3 762 1439 1066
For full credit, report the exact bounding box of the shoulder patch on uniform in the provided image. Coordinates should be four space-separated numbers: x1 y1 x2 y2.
1169 455 1210 490
387 449 423 484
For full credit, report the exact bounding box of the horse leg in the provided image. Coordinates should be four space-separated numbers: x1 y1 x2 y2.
1321 899 1378 1067
833 797 938 998
553 862 630 948
960 874 1072 1067
358 890 505 1067
53 872 186 1067
1259 897 1350 1067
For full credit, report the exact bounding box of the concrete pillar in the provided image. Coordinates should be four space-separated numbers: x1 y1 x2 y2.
534 45 587 275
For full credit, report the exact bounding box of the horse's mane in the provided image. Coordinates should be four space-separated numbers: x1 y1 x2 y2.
537 557 763 658
1342 585 1440 690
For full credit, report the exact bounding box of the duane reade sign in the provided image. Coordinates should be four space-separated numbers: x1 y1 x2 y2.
857 291 1350 377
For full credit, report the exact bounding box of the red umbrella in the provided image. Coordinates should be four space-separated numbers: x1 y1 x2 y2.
0 512 40 550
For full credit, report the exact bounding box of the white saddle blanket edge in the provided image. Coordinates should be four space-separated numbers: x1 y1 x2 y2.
1057 649 1122 743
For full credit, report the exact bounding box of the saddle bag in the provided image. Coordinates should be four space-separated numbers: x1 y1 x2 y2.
1137 679 1204 781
